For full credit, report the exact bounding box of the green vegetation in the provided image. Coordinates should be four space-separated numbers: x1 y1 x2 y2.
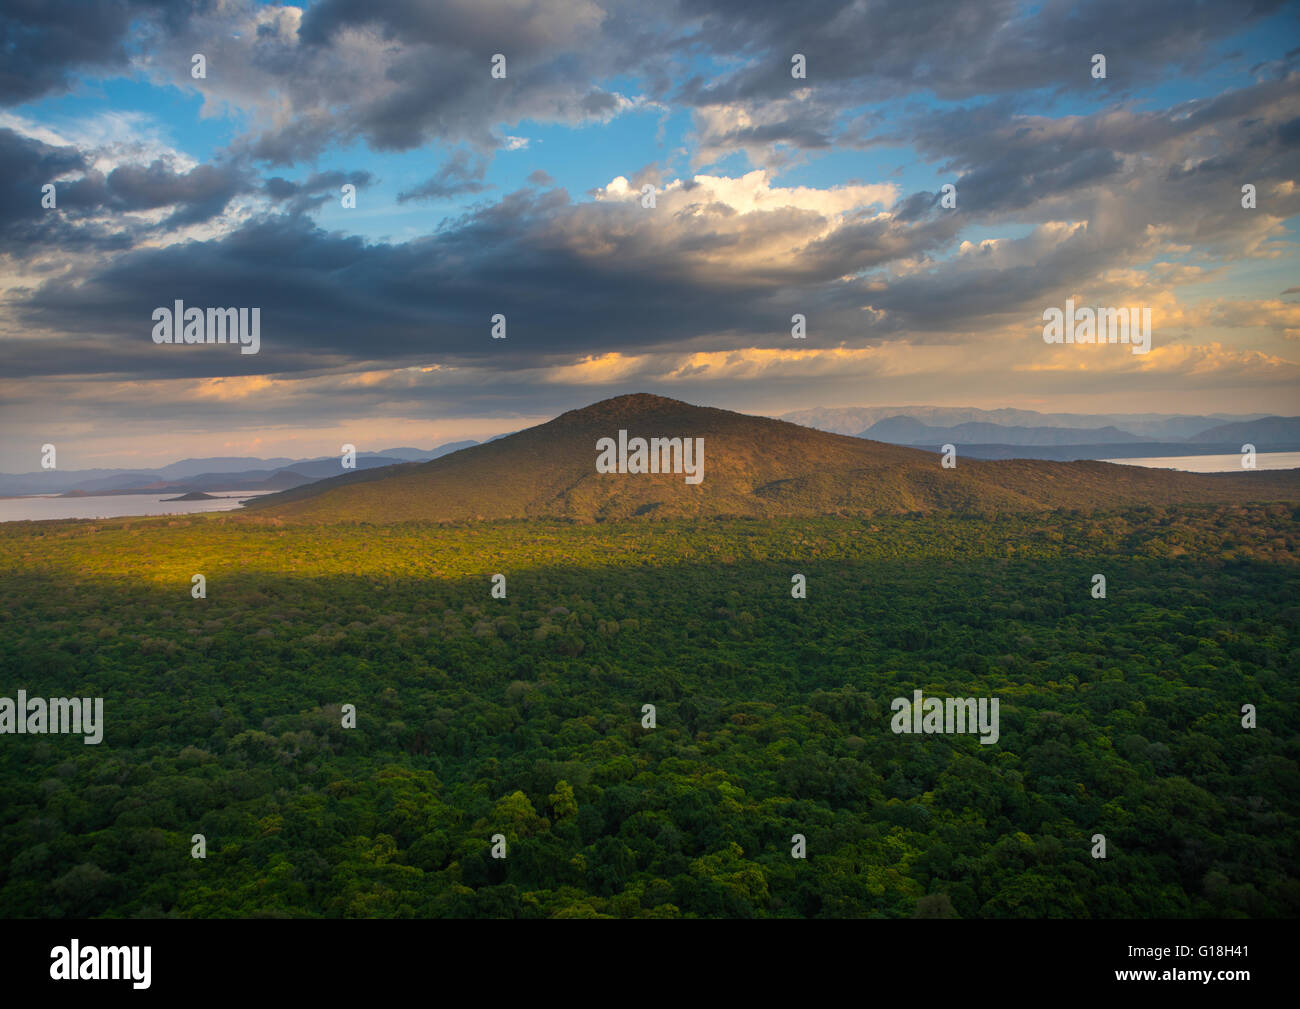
0 504 1297 917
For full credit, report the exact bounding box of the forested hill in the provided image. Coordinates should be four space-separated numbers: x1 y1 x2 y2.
244 394 1300 523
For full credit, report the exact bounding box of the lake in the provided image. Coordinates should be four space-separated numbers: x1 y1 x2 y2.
1099 451 1300 473
0 492 273 523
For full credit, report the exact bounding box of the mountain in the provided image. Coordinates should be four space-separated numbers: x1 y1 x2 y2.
1186 416 1300 446
853 414 1300 460
180 469 314 492
374 441 480 461
156 456 297 479
0 439 486 496
781 405 1264 440
244 394 1300 523
51 472 167 494
860 417 1143 446
273 456 411 480
47 469 314 496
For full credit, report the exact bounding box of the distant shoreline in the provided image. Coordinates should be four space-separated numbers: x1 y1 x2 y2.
0 490 254 501
0 490 273 523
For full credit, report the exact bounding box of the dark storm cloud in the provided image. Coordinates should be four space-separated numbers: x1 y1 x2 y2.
0 0 197 105
844 75 1300 336
885 102 1126 215
0 128 257 250
895 72 1300 169
5 0 1262 194
869 73 1300 230
864 233 1117 330
304 0 1280 117
229 44 635 165
264 169 375 215
243 111 343 167
8 0 1291 169
10 176 949 379
302 0 1287 166
298 0 592 50
6 1 1297 389
698 113 836 154
800 209 961 275
397 150 491 202
330 46 491 155
0 128 88 245
0 128 137 252
674 0 1290 104
11 58 1298 378
68 159 251 227
1 126 379 256
1277 115 1300 146
671 0 1293 167
180 0 641 164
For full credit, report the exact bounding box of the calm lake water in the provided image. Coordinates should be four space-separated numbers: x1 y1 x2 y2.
0 492 273 523
1100 452 1300 473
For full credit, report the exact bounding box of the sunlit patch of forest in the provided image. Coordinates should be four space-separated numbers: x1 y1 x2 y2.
0 504 1296 917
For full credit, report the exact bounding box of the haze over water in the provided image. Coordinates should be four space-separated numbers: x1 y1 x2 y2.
1100 452 1300 473
0 492 272 523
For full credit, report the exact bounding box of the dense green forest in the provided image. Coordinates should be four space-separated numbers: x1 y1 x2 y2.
0 504 1296 917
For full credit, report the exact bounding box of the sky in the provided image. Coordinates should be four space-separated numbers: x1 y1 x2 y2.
1 0 1298 471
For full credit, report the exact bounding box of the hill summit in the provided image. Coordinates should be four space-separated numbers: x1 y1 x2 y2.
244 393 1300 522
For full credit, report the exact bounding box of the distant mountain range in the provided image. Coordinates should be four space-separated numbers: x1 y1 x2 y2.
781 407 1300 459
859 417 1145 446
241 394 1300 523
781 405 1275 441
0 441 481 497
